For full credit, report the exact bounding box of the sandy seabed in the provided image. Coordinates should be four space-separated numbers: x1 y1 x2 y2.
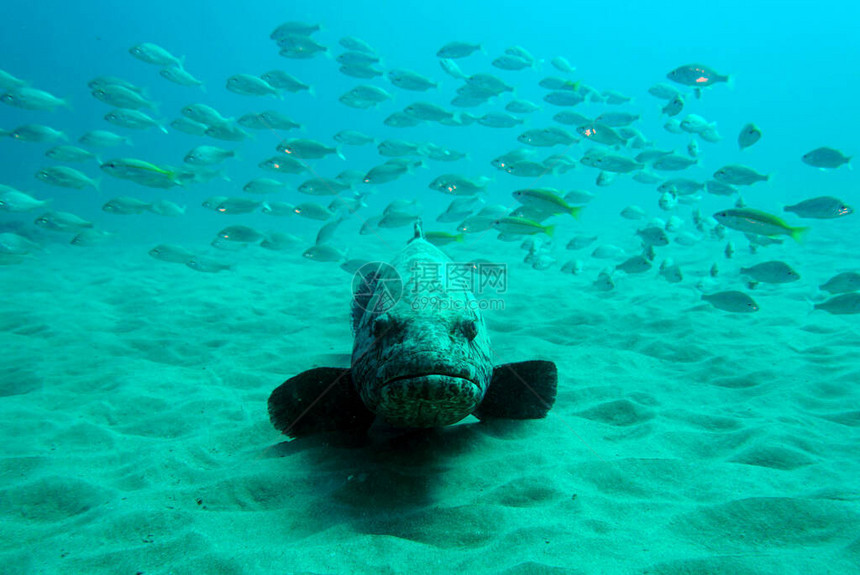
1 226 859 575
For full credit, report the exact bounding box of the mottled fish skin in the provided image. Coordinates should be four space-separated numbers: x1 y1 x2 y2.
350 224 493 427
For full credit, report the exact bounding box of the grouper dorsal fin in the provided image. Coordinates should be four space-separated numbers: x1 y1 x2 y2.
408 218 424 244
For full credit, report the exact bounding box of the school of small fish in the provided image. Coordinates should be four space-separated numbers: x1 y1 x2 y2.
1 22 856 314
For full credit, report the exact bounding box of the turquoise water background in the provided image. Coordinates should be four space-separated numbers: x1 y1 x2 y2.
2 2 860 574
1 0 857 246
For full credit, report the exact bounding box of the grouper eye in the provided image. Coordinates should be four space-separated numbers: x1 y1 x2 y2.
372 314 392 338
460 319 478 341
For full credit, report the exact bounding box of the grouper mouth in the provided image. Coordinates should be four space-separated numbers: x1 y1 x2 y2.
382 372 477 387
374 372 483 428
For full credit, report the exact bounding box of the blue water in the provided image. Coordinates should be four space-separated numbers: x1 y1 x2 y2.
2 1 860 573
2 0 857 244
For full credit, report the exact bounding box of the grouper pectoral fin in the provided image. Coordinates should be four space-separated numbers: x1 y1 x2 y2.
267 367 375 438
473 360 558 420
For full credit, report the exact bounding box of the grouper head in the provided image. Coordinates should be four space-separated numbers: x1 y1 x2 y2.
267 221 558 439
350 235 494 428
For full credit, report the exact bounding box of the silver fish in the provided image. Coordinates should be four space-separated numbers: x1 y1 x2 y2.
505 100 540 114
1 87 69 110
437 41 481 59
261 201 296 217
334 130 375 145
302 244 347 262
293 202 334 221
801 147 851 169
339 63 383 79
244 178 285 194
181 103 230 126
217 225 264 244
738 123 762 150
387 69 437 91
70 229 113 247
551 56 576 74
0 188 50 212
171 117 208 135
45 145 100 163
784 196 853 219
815 293 860 315
701 291 759 313
261 232 302 250
553 111 591 126
544 91 584 106
713 165 769 185
820 272 860 294
91 85 153 110
616 255 652 274
518 127 577 147
103 196 151 215
667 64 729 88
439 58 467 80
183 145 235 166
36 166 100 190
276 138 342 159
271 21 321 40
34 210 93 231
594 112 639 127
653 154 698 171
187 256 232 273
478 112 524 128
149 244 194 263
403 102 452 122
260 70 310 92
339 36 376 54
0 232 41 255
384 112 423 128
0 69 27 91
148 199 185 216
277 35 327 59
298 177 351 196
226 74 280 97
258 155 309 174
205 121 251 141
160 67 204 89
104 108 167 132
740 261 800 284
8 124 67 143
129 43 183 67
215 198 262 214
79 130 131 147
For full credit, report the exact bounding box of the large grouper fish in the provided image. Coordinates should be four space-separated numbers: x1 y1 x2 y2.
268 221 558 439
